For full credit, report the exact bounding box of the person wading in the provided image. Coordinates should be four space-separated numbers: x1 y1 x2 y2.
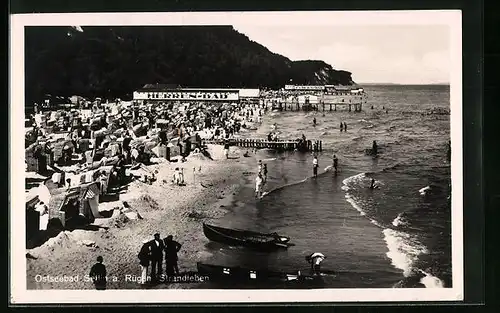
313 155 319 178
150 233 165 282
372 140 378 155
262 164 268 184
333 154 339 173
164 235 182 277
255 173 264 198
89 255 107 290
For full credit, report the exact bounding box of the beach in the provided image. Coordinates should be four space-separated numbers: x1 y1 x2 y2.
25 85 451 290
26 144 254 289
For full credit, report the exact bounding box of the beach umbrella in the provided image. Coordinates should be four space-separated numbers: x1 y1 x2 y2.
310 252 325 259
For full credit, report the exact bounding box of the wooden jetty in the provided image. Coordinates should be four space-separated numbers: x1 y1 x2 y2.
273 101 363 112
203 138 323 152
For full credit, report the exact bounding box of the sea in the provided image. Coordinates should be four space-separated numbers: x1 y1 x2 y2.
199 84 451 289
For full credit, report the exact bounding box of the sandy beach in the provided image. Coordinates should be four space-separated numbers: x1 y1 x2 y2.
26 144 255 289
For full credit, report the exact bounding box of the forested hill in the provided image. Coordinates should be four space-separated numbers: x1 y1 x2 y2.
25 26 355 103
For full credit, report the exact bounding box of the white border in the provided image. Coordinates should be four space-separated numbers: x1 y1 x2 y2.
10 10 463 304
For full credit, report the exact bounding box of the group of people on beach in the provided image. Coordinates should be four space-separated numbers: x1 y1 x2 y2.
87 233 183 290
138 233 183 286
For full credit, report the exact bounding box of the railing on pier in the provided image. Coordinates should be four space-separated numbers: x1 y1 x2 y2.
203 138 323 152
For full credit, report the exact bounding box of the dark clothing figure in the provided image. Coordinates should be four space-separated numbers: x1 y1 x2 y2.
343 122 347 131
89 257 107 290
116 156 126 184
340 122 344 132
372 140 378 155
150 235 165 280
333 155 338 172
262 164 268 183
313 117 317 126
138 241 151 285
164 236 182 276
138 242 151 267
447 140 451 162
370 178 376 189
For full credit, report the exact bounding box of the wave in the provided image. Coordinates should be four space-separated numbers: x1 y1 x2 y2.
382 228 429 277
341 172 445 288
342 173 366 190
345 194 366 216
419 270 445 288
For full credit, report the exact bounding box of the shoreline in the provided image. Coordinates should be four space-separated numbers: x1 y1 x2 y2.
26 144 254 290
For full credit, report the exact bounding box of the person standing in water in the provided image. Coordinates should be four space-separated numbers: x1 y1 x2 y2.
343 122 347 131
370 178 376 189
372 140 378 155
340 122 344 132
262 164 268 184
312 155 319 178
313 117 317 127
332 154 338 173
255 173 264 198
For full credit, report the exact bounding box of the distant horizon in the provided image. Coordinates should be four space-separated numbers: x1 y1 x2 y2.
357 82 450 85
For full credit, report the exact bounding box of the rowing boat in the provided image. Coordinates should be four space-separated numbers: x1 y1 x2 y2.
202 223 291 250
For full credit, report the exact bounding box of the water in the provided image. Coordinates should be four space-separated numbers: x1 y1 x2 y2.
198 85 451 289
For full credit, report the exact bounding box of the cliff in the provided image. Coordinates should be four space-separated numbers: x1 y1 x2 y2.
25 26 355 103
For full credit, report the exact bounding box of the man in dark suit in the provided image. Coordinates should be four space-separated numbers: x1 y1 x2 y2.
164 235 182 276
150 233 164 281
89 255 107 290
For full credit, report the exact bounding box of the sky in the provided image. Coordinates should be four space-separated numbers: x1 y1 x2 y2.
232 24 450 84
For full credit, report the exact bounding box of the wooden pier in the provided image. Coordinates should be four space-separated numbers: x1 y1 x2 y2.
273 101 363 112
203 138 323 152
